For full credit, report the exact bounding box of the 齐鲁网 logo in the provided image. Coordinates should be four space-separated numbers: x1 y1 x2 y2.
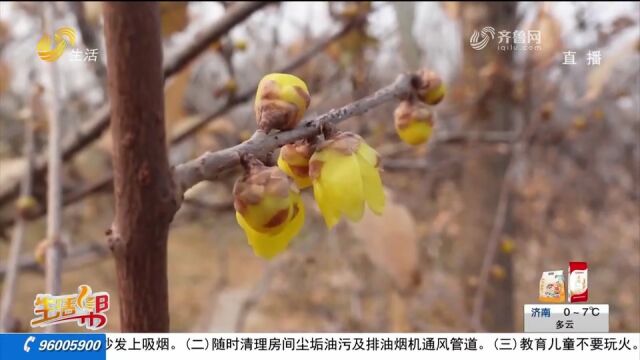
31 284 110 330
470 27 541 52
469 26 496 50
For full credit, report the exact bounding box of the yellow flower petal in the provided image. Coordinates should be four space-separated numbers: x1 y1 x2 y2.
424 83 446 105
277 155 312 189
237 195 305 259
319 150 364 222
397 121 432 145
356 155 385 214
240 194 292 234
313 180 340 228
356 140 380 167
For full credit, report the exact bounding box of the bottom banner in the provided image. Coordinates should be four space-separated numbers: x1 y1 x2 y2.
1 333 638 360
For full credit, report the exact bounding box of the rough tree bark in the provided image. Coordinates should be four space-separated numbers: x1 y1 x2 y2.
459 2 518 331
104 3 176 332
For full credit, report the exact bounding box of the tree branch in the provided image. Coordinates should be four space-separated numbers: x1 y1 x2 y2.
42 3 64 333
162 2 272 77
0 19 361 230
0 1 270 208
434 130 517 144
174 72 418 196
470 103 543 331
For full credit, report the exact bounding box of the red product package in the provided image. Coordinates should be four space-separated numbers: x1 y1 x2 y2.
568 262 588 303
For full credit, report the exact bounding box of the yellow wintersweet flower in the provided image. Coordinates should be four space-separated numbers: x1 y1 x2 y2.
394 101 434 146
233 158 304 259
309 132 384 228
254 73 311 132
277 140 315 189
233 163 297 234
236 192 305 259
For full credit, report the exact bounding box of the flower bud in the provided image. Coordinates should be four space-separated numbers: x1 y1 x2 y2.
490 264 507 281
234 39 247 51
254 73 310 132
233 160 299 235
394 101 434 146
572 115 588 131
34 239 49 266
416 70 445 105
15 196 38 218
500 238 516 254
277 140 315 189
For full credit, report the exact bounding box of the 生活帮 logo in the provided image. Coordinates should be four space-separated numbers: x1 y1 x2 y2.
30 284 110 330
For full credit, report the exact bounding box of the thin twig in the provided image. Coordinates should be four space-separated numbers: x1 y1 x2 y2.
0 102 37 331
0 242 110 279
434 130 517 144
69 2 107 87
0 1 270 207
174 72 417 195
383 157 460 172
0 175 112 230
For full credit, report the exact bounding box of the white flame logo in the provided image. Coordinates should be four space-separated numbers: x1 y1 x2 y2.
470 26 496 50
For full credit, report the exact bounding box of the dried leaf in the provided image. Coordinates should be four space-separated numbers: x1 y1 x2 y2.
347 190 420 291
440 2 461 20
165 61 192 131
160 2 189 38
0 61 10 94
583 39 637 103
83 2 103 26
529 7 563 68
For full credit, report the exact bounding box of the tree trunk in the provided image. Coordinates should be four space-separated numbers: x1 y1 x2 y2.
104 2 176 332
459 2 517 331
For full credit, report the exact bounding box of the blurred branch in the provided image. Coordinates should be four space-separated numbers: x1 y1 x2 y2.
234 257 288 332
393 2 421 69
0 1 271 209
0 242 110 279
183 198 234 212
0 107 37 331
42 3 64 333
171 17 365 144
434 130 517 144
470 102 543 332
69 2 107 86
0 175 112 230
383 157 459 172
163 2 272 76
173 72 419 195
